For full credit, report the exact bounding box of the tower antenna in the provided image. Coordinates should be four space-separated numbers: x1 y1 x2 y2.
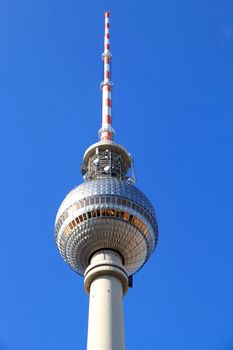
99 11 114 141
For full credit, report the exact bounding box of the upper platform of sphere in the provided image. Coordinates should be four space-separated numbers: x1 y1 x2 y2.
80 140 132 182
83 140 131 170
55 177 158 276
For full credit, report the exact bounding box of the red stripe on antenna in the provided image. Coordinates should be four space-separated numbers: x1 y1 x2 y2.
106 98 112 107
106 115 112 124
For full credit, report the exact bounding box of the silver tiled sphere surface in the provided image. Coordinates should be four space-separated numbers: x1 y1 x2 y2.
55 178 158 276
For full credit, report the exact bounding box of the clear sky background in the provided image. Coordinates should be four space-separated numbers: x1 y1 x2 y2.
0 0 233 349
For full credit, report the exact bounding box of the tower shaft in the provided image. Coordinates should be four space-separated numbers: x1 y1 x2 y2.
84 250 128 350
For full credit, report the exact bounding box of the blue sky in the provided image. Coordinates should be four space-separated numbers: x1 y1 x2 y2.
0 0 233 349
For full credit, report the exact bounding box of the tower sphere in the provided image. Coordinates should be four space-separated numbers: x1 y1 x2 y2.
55 141 158 276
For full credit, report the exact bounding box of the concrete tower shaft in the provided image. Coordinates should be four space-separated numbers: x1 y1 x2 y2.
85 250 128 350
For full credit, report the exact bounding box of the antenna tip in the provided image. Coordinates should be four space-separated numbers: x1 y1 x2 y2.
105 11 110 18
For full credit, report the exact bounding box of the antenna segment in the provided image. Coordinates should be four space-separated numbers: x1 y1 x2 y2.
99 11 114 141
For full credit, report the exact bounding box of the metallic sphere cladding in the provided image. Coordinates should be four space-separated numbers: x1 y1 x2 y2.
55 177 158 276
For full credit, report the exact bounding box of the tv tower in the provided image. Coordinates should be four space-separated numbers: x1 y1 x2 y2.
55 11 158 350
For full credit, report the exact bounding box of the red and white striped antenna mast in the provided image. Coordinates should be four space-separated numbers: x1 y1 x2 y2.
99 11 115 141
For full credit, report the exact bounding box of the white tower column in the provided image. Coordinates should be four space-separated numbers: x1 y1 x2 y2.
84 250 128 350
